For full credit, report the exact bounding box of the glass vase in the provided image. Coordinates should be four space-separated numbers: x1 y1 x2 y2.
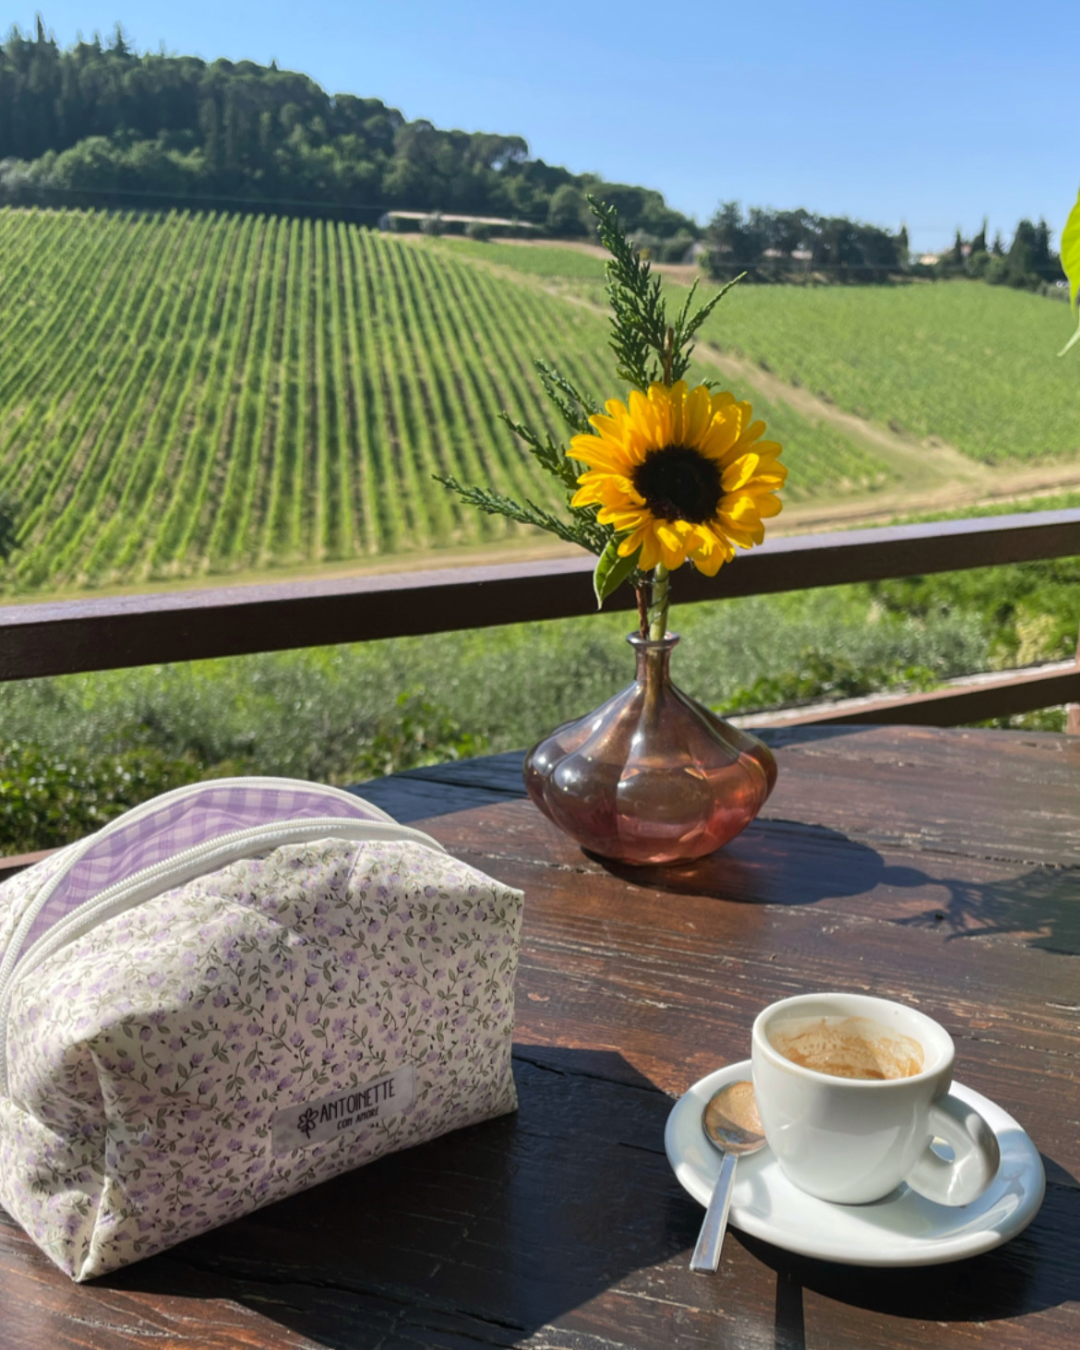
523 632 777 866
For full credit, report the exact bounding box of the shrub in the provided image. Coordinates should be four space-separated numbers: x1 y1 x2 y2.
965 250 991 279
658 231 697 263
0 743 204 852
985 255 1010 285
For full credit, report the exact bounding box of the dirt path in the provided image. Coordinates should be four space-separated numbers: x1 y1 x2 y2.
14 241 1076 607
466 247 1080 523
696 344 980 489
13 468 1079 609
692 340 1080 524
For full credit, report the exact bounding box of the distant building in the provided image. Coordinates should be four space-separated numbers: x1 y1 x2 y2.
378 211 540 234
756 248 814 264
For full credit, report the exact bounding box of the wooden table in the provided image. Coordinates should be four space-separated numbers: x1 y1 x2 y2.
3 725 1079 1350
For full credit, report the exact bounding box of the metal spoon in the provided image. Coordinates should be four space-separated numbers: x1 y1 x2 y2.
690 1079 767 1273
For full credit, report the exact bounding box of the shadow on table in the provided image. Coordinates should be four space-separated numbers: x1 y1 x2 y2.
100 1049 703 1349
740 1153 1080 1342
595 820 905 907
597 818 1080 956
893 866 1080 957
61 1055 1080 1349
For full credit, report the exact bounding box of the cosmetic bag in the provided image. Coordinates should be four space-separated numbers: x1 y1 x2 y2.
0 777 523 1281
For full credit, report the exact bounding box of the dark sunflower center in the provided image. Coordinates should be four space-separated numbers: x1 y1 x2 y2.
631 445 722 524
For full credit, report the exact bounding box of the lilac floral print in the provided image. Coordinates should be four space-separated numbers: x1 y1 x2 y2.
0 837 523 1280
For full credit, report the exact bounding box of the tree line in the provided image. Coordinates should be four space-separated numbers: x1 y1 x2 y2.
0 21 693 237
931 218 1064 293
703 202 908 281
702 202 1064 292
0 22 1065 294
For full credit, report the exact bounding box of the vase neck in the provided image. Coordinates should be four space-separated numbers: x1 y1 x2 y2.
627 632 679 687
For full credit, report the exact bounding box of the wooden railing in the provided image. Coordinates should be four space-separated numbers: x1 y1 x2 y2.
1 508 1079 727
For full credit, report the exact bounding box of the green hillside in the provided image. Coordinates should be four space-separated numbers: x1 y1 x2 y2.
427 238 1080 465
693 281 1080 465
0 207 890 592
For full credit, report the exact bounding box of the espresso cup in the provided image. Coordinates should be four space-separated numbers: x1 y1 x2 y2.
751 992 1000 1206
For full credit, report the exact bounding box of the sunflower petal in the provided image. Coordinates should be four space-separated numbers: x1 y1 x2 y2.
564 377 782 567
721 453 761 492
637 528 662 571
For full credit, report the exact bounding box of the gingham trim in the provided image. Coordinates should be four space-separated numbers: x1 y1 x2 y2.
22 786 383 955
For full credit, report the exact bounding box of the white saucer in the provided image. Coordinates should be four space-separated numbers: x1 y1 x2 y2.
665 1059 1045 1267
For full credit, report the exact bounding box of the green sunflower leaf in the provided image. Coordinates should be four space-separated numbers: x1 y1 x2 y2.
593 539 640 608
1062 186 1080 312
1060 187 1080 357
1059 321 1080 358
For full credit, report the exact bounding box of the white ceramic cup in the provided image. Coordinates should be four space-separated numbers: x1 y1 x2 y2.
751 992 1001 1206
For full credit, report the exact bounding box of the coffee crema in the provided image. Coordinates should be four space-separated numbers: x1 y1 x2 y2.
769 1015 925 1081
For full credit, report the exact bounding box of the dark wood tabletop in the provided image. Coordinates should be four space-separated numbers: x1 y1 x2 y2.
2 724 1079 1350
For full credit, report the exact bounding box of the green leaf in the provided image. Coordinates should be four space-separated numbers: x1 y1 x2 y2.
1058 316 1080 358
593 539 640 607
1063 186 1080 312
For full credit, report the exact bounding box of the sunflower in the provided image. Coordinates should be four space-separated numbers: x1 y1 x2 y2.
569 381 786 576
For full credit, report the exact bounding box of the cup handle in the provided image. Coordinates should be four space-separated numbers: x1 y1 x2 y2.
905 1093 1001 1206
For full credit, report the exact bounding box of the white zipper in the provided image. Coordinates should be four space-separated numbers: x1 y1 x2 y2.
0 776 396 1022
0 783 441 1096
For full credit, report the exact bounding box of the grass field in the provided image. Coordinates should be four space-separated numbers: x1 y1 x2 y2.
428 242 1080 470
469 246 1080 468
426 236 610 280
0 207 894 593
2 213 1077 846
697 281 1080 465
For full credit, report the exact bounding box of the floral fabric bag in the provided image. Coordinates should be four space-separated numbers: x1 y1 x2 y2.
0 777 523 1280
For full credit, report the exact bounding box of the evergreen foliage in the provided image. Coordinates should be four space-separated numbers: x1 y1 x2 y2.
593 200 733 389
0 24 696 237
705 202 907 282
704 201 1065 294
437 200 741 607
937 218 1064 292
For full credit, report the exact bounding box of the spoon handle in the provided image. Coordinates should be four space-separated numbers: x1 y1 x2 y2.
690 1152 738 1273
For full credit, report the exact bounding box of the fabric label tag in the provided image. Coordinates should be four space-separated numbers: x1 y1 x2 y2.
271 1065 416 1155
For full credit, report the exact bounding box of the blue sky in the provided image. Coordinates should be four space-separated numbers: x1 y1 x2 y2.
15 1 1079 253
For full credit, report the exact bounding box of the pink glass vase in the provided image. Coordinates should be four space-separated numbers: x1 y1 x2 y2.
523 633 777 866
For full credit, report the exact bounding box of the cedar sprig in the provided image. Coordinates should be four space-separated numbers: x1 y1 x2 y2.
591 196 744 386
439 347 613 557
435 201 741 602
496 412 580 493
534 360 598 436
592 198 666 390
434 477 610 555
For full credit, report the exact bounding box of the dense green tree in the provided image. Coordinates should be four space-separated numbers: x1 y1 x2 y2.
999 218 1063 288
706 200 763 270
0 24 697 237
546 184 590 236
706 202 904 282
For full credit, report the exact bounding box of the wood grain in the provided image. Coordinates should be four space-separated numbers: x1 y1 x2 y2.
1 510 1077 681
1 727 1077 1350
